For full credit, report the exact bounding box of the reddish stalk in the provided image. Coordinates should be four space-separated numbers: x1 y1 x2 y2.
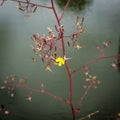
72 54 119 74
51 0 66 57
1 0 120 120
0 0 5 6
13 83 70 104
51 0 76 119
65 62 76 120
59 0 70 21
76 83 93 109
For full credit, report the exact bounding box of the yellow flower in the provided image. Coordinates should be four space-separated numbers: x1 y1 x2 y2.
55 57 65 67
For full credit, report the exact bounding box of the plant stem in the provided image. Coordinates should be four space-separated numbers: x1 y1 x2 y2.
59 0 70 21
51 0 66 57
72 55 119 74
65 62 76 120
0 0 5 6
51 0 76 119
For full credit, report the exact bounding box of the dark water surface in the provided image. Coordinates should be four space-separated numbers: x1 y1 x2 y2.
0 0 120 120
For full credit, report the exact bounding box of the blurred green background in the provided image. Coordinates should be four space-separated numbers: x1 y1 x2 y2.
0 0 120 120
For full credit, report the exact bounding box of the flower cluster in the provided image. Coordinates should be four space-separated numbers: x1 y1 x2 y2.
31 17 85 72
66 16 84 49
0 75 16 97
96 40 111 57
0 75 33 102
31 27 66 71
83 68 100 89
15 0 38 18
111 55 120 69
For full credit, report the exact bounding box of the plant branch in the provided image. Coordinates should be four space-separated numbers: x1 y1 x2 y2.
65 61 76 119
59 0 70 21
78 110 99 120
13 83 70 104
0 0 6 6
76 83 92 110
51 0 66 57
51 0 75 119
72 54 119 74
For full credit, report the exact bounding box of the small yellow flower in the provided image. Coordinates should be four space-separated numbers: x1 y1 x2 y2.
55 57 65 67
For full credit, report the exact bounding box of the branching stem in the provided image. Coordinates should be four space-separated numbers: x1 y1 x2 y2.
51 0 76 119
1 0 119 120
72 55 119 74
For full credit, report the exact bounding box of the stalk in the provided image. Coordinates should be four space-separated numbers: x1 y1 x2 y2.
51 0 76 119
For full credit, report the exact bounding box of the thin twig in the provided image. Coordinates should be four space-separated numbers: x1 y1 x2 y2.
76 83 92 109
0 0 6 6
78 110 99 120
72 55 119 74
59 0 70 21
14 83 70 104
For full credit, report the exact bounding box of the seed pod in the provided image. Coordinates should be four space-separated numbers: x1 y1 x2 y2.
55 25 59 32
75 16 79 25
80 17 84 26
42 58 44 62
50 43 53 50
80 27 84 33
82 17 84 23
54 53 57 58
67 42 70 47
33 6 37 13
16 6 24 11
55 46 57 51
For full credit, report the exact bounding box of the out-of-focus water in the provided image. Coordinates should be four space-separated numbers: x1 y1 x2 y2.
0 0 120 120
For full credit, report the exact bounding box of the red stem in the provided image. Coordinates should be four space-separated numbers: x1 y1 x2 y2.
65 62 76 120
13 83 70 104
51 0 76 119
59 0 70 21
76 83 92 110
51 0 66 57
1 1 119 120
72 55 118 74
0 0 5 6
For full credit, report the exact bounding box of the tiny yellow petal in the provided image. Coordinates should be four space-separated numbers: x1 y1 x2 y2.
58 63 62 66
55 57 65 67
